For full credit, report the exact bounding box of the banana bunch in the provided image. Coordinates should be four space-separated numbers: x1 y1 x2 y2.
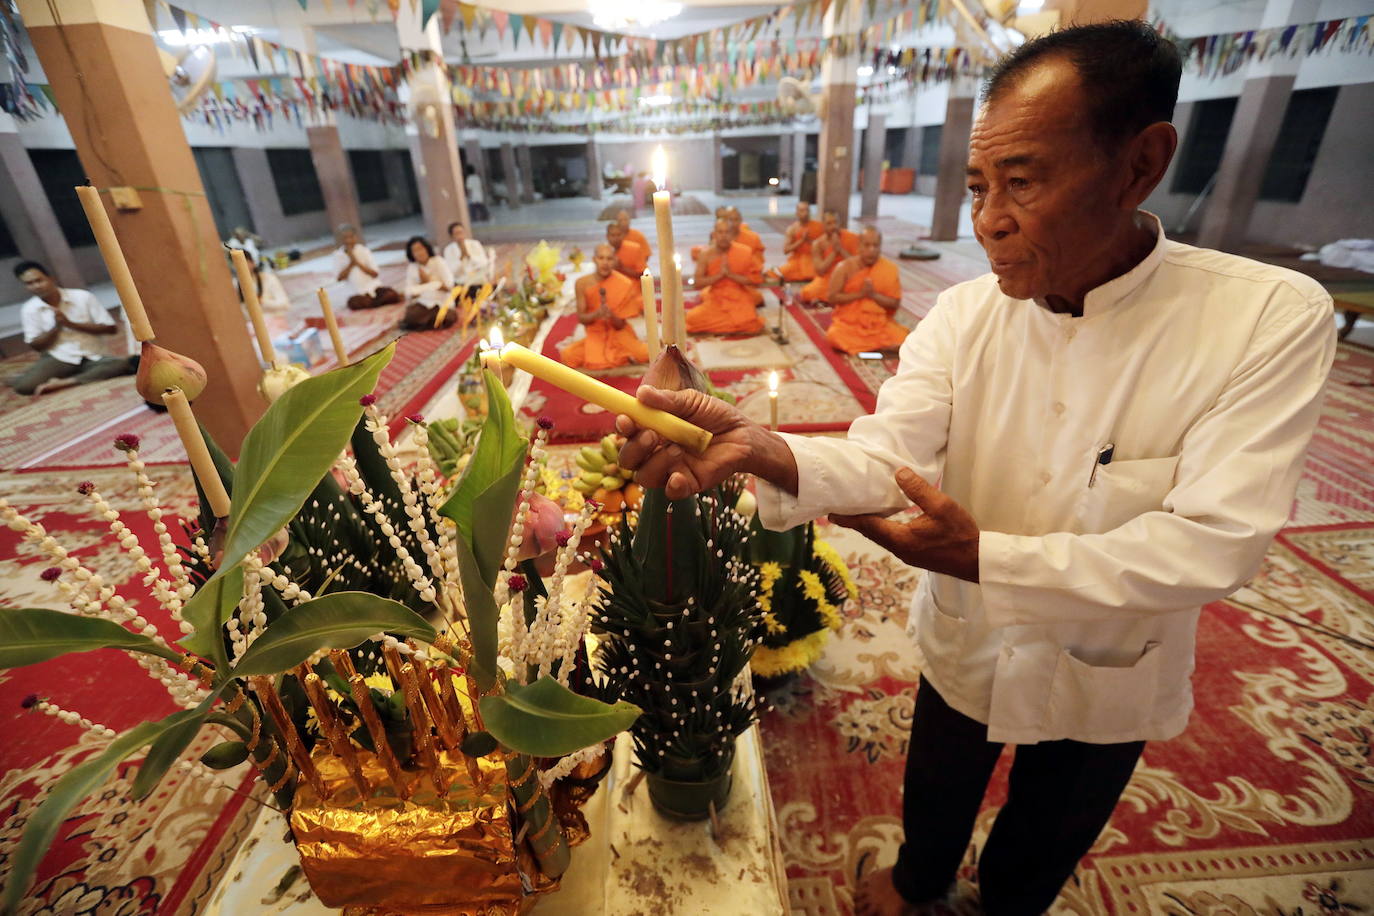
426 417 481 478
572 434 635 495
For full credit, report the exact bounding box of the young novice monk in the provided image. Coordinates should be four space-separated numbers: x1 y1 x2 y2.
826 227 907 354
560 243 649 370
684 219 764 336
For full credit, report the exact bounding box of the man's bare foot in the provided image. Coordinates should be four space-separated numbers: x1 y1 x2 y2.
854 867 920 916
33 377 78 395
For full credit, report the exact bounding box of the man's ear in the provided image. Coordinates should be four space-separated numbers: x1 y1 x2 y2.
1119 121 1178 210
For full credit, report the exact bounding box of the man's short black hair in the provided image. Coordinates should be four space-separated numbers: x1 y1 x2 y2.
983 20 1182 150
14 260 51 280
446 221 463 235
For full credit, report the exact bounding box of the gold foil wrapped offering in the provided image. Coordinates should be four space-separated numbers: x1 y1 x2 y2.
292 747 552 913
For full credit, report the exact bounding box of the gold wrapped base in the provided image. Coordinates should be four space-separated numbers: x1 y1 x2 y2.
292 748 554 913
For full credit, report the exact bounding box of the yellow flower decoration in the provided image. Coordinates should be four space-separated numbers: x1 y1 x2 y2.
813 539 858 600
525 241 562 287
364 672 393 693
752 629 830 678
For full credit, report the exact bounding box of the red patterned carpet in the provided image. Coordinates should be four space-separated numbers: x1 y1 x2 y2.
757 343 1374 916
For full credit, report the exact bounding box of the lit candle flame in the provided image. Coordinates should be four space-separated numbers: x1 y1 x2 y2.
489 326 505 349
768 370 779 394
672 252 681 269
652 146 667 191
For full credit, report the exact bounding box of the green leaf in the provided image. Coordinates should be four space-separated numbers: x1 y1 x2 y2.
451 532 499 692
1 708 204 913
200 740 249 769
0 608 182 669
439 370 527 586
232 591 436 676
214 344 392 581
178 564 243 671
478 676 640 758
131 691 220 799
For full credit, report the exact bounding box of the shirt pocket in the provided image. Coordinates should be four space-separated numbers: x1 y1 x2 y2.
1076 455 1179 533
1047 641 1162 740
914 576 967 664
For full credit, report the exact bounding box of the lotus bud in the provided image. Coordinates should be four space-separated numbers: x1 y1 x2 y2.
641 344 710 394
258 364 312 403
734 487 757 520
515 492 566 560
135 341 207 404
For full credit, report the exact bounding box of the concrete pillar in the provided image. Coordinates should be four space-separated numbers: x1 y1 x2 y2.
586 139 603 200
1196 0 1320 252
861 113 886 219
398 5 468 240
464 138 492 206
792 130 807 188
851 127 864 192
930 76 977 241
516 144 535 203
20 0 262 451
499 143 520 210
0 112 82 284
901 125 921 171
817 0 862 224
712 133 725 194
778 133 793 186
305 118 362 235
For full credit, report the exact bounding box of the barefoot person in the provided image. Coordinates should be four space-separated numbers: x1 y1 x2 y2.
560 243 649 370
778 201 825 282
334 224 402 311
8 261 134 395
798 211 860 304
684 219 764 336
614 22 1333 915
607 220 648 279
826 227 908 354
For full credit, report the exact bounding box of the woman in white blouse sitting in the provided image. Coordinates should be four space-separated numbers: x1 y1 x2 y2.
400 235 456 331
443 221 494 294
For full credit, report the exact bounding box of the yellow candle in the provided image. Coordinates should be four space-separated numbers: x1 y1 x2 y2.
480 326 506 379
74 185 155 342
231 249 276 367
499 342 712 455
316 287 348 367
162 387 232 517
768 370 780 431
672 252 686 346
640 269 660 354
651 147 678 346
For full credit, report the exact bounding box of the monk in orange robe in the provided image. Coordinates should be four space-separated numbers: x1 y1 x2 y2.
722 207 766 304
799 211 860 304
560 243 649 370
691 207 731 263
685 219 764 336
616 209 652 262
826 227 908 354
607 222 648 278
778 201 824 281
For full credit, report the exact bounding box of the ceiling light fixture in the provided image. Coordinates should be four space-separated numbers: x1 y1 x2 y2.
159 26 253 47
639 94 674 107
589 0 683 31
856 65 874 77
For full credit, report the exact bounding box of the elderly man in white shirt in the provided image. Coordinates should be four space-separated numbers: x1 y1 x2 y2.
615 22 1334 916
442 220 494 293
333 224 401 311
8 260 135 395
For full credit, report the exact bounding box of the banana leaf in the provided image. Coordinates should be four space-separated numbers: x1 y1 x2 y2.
210 344 392 584
0 607 183 668
451 531 500 691
179 564 244 671
631 487 709 607
232 591 436 676
479 676 639 758
0 708 206 914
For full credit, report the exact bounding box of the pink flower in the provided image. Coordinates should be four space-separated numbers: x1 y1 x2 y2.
515 493 567 560
113 433 140 452
406 413 424 424
555 531 571 548
40 567 62 581
76 481 95 495
508 574 528 593
536 416 555 430
21 694 39 709
359 394 378 407
589 558 605 573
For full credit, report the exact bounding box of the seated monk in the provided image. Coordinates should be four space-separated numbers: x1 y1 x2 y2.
560 243 648 370
685 219 764 336
691 207 731 262
826 227 908 354
778 201 824 281
615 209 652 262
799 211 860 304
725 207 765 269
606 221 648 278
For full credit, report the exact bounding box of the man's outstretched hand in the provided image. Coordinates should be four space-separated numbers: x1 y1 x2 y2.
830 468 981 582
615 386 798 500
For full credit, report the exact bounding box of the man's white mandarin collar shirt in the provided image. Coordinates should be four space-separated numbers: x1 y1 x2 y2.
757 214 1336 744
20 287 113 365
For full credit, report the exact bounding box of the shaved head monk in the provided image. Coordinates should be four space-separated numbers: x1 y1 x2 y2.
606 221 648 279
615 208 652 262
778 201 825 281
826 227 908 353
560 243 649 370
799 210 860 304
685 218 764 336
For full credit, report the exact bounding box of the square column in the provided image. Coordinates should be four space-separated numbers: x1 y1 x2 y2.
901 125 921 171
586 139 603 200
464 138 493 206
398 6 468 239
306 119 362 235
499 143 520 210
793 131 808 199
778 133 792 185
930 76 977 241
712 133 725 194
861 113 886 219
20 0 263 451
0 112 82 284
516 144 535 203
816 1 862 224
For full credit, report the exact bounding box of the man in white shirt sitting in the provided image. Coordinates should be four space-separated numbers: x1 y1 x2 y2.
333 224 401 311
8 260 136 395
614 21 1334 916
443 221 494 294
465 164 489 223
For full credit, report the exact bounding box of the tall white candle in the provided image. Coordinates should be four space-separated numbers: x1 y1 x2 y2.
317 287 349 367
231 249 277 367
75 185 155 341
651 147 678 346
671 252 685 346
768 370 780 431
640 269 660 353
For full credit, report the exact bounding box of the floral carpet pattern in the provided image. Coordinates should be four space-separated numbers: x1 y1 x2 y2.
756 344 1374 916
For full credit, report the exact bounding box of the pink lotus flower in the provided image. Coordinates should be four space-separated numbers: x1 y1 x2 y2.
515 492 567 561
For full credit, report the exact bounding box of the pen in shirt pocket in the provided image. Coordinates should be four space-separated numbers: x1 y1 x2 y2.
1087 442 1115 488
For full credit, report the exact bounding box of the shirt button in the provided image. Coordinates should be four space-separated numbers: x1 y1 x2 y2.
1039 471 1052 485
1052 401 1066 415
1065 326 1077 340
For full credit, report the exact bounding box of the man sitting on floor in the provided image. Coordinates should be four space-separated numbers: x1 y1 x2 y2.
607 221 649 279
725 206 766 269
799 211 861 304
826 227 908 354
334 224 402 310
777 201 825 282
560 243 649 370
8 260 135 396
615 208 653 263
685 219 764 336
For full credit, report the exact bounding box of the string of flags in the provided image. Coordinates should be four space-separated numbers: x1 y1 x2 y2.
1153 14 1371 79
